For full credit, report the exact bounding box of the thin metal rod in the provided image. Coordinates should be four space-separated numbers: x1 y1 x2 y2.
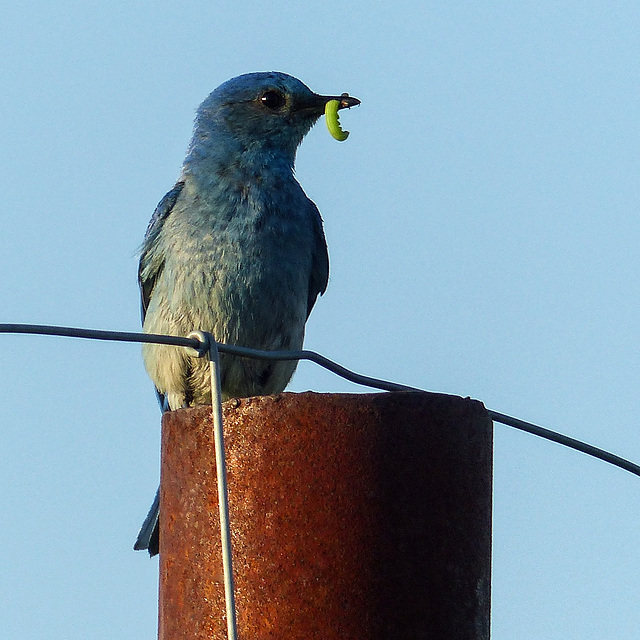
199 332 238 640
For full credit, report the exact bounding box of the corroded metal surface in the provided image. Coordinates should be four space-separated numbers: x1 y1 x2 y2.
158 391 492 639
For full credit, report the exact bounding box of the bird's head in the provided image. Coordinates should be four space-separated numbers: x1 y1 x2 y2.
190 72 360 167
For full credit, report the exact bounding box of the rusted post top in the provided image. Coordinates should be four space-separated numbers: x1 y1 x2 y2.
158 391 492 640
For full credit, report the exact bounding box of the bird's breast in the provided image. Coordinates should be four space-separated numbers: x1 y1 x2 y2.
152 184 314 349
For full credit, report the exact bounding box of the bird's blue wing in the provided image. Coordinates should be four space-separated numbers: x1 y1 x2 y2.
135 184 185 556
307 202 329 318
138 181 185 323
139 183 185 411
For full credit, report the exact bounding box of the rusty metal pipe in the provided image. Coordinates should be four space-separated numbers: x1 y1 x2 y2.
158 391 493 639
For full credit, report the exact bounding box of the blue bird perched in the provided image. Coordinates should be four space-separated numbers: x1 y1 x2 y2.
134 72 360 556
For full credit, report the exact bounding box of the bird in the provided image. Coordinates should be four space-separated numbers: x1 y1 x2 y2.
134 71 359 555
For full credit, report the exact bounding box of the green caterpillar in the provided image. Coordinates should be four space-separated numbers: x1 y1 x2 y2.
325 99 350 141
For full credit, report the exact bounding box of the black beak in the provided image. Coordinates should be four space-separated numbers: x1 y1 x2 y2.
323 93 361 110
298 92 361 114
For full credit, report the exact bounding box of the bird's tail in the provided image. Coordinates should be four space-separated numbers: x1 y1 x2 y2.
134 487 160 557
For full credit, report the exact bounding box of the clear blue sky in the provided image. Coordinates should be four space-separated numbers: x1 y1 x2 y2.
1 2 639 638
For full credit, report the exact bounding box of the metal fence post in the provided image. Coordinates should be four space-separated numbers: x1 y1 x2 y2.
158 391 492 639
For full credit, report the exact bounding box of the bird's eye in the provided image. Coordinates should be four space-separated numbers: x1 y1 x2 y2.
260 90 286 110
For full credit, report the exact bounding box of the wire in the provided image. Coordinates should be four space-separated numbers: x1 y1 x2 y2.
188 331 238 640
489 410 640 477
1 322 639 479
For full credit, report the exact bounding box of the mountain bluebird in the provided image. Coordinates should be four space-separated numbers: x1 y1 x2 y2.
134 72 359 555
